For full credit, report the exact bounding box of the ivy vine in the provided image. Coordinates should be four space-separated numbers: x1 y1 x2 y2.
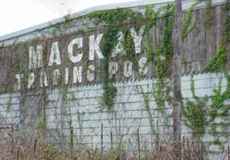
181 3 197 40
205 46 227 72
183 76 208 140
89 9 141 111
87 5 178 133
153 4 175 113
183 0 230 145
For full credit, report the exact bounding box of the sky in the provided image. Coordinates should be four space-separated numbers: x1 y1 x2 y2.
0 0 136 37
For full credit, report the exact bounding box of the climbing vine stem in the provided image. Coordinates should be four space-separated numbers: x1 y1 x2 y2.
89 9 141 111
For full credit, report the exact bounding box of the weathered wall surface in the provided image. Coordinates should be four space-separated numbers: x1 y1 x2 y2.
0 1 229 159
0 73 229 153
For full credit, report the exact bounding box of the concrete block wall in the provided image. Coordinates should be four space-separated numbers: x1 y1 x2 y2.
181 73 230 157
0 1 229 158
0 73 229 153
45 79 173 149
0 93 20 126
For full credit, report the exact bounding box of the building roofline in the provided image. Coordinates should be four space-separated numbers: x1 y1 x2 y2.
0 0 174 42
0 0 226 42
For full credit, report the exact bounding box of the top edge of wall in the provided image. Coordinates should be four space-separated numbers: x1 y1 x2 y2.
0 0 226 43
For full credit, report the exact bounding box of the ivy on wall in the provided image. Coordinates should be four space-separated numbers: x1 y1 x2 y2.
153 5 175 114
87 2 230 141
88 9 142 111
0 0 229 152
183 76 208 140
205 46 227 72
88 4 177 119
181 3 197 40
183 73 230 142
183 0 230 145
183 98 207 140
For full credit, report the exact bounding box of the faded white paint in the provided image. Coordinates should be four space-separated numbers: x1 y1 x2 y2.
89 33 104 61
29 45 43 69
49 41 62 66
68 37 84 63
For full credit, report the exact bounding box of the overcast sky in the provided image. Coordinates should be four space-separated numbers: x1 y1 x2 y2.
0 0 136 37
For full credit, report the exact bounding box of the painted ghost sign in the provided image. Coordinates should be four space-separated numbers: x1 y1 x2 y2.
0 25 153 91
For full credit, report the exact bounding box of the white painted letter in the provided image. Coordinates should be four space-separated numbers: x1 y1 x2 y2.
15 74 23 90
65 67 69 85
29 45 43 69
68 37 83 63
87 65 95 82
48 42 61 66
27 72 35 89
40 71 48 87
112 32 125 57
138 57 148 75
89 34 104 60
130 26 145 54
73 66 83 83
53 69 61 86
109 62 118 78
124 61 133 78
